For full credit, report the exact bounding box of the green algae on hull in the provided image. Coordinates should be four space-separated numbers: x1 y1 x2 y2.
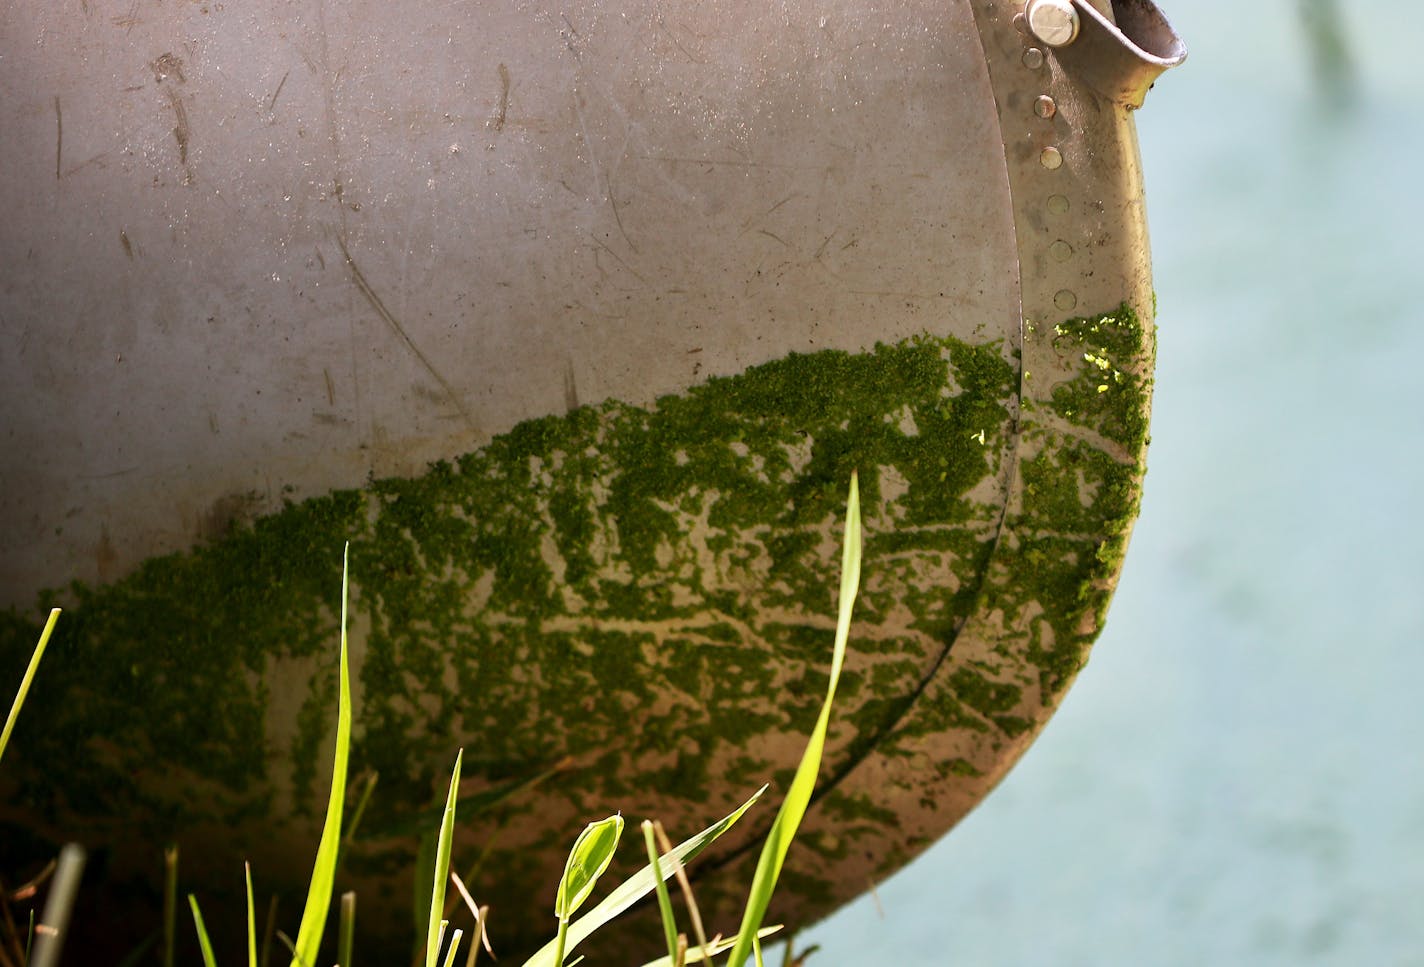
0 335 1015 833
878 303 1154 767
1018 304 1154 697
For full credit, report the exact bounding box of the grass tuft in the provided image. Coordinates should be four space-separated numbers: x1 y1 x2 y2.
4 477 866 967
520 787 764 967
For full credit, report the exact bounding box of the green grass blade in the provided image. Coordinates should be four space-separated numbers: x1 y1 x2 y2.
725 474 862 967
163 844 179 967
338 892 356 967
641 821 678 964
440 929 464 967
260 895 279 967
188 895 219 967
424 749 464 967
289 543 355 967
275 931 299 963
246 863 258 967
646 820 709 964
520 787 766 967
552 920 570 967
0 607 59 767
412 829 437 959
342 771 380 846
434 921 449 966
632 927 783 967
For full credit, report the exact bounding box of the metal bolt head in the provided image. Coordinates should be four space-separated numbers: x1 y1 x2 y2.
1025 0 1080 48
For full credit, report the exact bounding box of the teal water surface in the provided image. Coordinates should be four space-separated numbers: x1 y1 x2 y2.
803 1 1424 963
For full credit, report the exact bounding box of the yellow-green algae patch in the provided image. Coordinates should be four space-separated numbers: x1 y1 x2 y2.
855 303 1153 881
1016 304 1153 696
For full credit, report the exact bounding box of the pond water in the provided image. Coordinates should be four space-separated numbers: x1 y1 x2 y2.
802 1 1424 963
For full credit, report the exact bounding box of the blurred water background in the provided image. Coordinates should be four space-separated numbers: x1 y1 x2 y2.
801 0 1424 963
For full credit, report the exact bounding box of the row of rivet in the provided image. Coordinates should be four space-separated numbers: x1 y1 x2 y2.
1016 16 1077 313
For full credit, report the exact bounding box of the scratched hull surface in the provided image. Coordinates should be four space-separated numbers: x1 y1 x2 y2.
0 0 1018 604
0 0 1176 961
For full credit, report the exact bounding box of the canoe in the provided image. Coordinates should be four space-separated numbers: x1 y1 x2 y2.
0 0 1183 960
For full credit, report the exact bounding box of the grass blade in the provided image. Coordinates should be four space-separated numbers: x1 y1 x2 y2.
163 845 179 967
246 863 257 967
440 929 464 967
275 931 298 962
338 892 356 967
449 872 494 963
412 829 437 962
342 771 380 847
725 473 862 967
434 922 448 965
641 821 678 965
0 608 59 766
633 927 783 967
520 787 766 967
289 543 355 967
649 821 708 964
467 905 492 967
188 895 219 967
424 750 464 967
259 895 278 967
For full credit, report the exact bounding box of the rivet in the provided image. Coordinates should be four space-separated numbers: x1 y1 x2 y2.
1039 146 1063 170
1047 194 1070 215
1022 47 1045 70
1026 0 1081 48
1050 240 1074 262
1034 95 1057 119
1054 289 1078 311
1012 12 1029 34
